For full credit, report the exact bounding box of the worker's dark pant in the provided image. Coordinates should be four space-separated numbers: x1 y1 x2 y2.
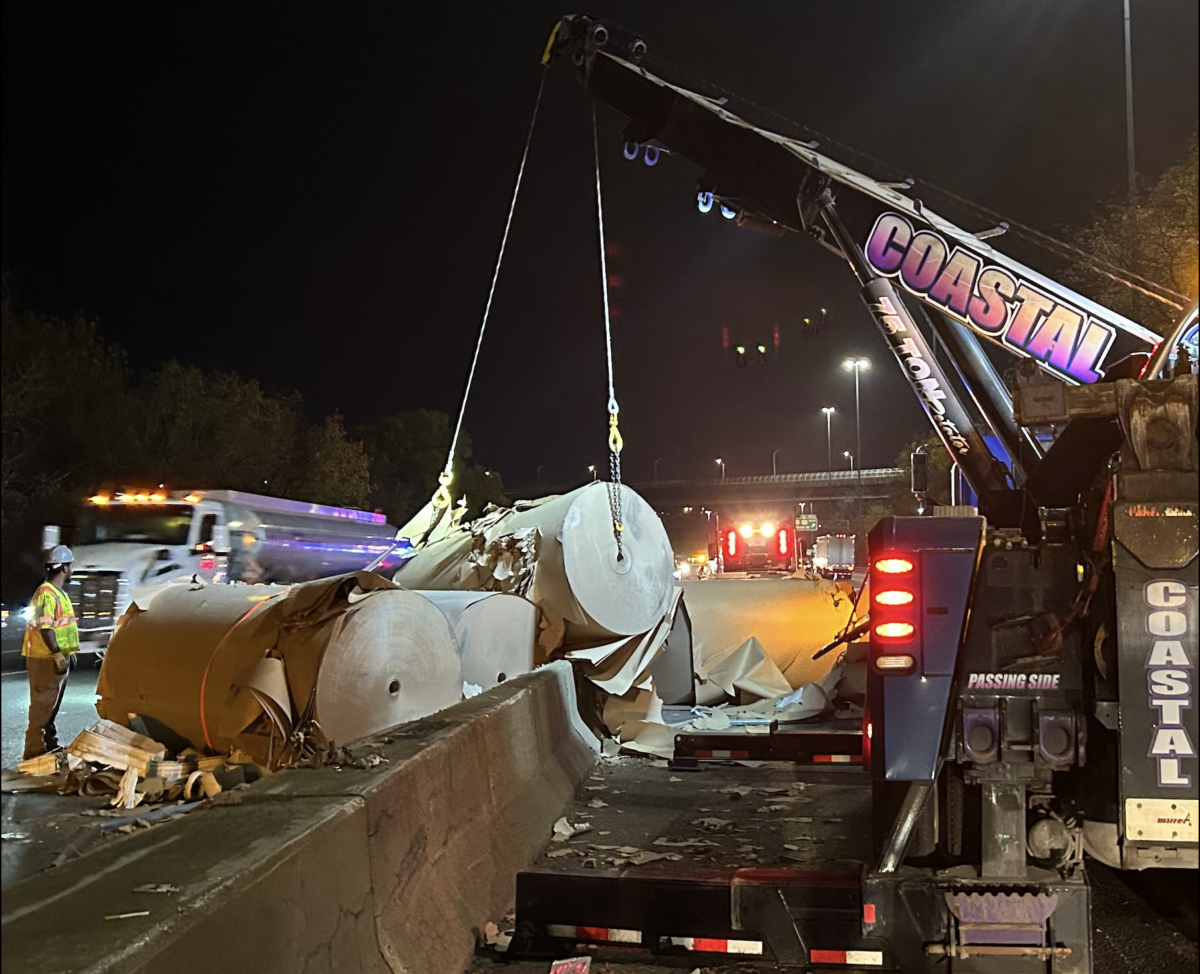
24 656 69 760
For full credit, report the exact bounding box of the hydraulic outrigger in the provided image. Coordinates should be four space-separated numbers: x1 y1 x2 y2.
504 16 1199 972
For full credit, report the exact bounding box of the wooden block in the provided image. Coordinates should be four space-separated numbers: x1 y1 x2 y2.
67 730 160 777
88 719 168 758
17 753 59 776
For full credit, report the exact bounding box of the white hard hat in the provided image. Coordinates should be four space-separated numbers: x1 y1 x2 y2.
45 544 75 566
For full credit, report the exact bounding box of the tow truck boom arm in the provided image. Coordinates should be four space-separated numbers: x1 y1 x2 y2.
549 15 1194 517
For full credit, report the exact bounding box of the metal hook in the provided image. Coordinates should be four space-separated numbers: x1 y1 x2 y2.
643 145 659 166
697 191 713 213
623 142 640 160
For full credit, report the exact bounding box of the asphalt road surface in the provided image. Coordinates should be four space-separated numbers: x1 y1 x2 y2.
1 664 100 768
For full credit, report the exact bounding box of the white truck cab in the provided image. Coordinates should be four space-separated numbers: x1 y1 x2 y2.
48 488 409 657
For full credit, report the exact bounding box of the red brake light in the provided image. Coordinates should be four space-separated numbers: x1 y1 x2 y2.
874 557 914 574
874 621 915 640
777 529 789 557
875 590 914 606
726 529 737 557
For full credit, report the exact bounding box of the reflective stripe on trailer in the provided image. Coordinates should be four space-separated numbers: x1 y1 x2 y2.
669 936 763 955
812 754 863 764
810 948 884 965
693 749 752 759
545 925 642 944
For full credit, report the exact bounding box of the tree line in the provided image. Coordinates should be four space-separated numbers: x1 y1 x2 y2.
1 302 506 591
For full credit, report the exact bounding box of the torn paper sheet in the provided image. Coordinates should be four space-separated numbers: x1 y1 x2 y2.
703 637 792 701
234 653 294 740
683 575 853 688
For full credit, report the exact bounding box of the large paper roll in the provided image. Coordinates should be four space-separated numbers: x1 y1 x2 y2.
97 573 462 761
97 582 289 749
394 483 675 649
311 590 464 746
416 591 538 692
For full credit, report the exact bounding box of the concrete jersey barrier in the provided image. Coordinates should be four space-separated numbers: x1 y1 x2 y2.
1 661 597 974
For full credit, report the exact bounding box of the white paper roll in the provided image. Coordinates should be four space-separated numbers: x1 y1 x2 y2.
314 589 462 747
394 483 675 647
415 590 538 692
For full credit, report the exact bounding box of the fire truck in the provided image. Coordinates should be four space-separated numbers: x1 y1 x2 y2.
499 16 1199 972
716 509 796 573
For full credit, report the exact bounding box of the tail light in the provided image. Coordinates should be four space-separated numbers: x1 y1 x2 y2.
870 553 918 669
777 528 790 558
875 654 916 671
725 529 737 558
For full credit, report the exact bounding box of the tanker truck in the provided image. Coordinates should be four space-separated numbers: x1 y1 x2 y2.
46 488 412 658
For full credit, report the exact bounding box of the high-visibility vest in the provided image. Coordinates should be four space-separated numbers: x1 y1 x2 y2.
21 581 80 657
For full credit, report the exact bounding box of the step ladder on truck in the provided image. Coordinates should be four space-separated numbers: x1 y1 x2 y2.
504 15 1199 972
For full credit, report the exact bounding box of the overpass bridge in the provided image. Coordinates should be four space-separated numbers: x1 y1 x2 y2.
514 468 905 516
629 467 904 510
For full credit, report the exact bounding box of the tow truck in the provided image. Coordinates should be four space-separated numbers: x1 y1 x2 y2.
498 16 1198 972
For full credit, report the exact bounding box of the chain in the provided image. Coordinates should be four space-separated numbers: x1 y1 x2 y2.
607 414 625 561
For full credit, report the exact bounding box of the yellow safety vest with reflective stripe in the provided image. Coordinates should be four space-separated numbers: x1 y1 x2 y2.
21 581 79 657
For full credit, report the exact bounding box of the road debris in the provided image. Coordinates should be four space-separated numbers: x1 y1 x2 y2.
112 766 143 809
16 752 59 776
104 911 150 920
68 719 166 776
652 837 717 848
552 817 592 842
548 958 591 974
133 884 180 894
483 921 513 951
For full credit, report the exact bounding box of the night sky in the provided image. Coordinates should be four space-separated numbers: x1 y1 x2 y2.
3 3 1197 489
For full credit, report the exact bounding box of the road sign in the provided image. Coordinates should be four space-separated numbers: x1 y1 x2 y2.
796 514 819 532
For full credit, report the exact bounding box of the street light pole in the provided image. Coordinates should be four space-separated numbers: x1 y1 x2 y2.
844 450 855 471
536 463 546 487
654 457 664 482
843 358 869 521
1123 0 1137 201
843 358 869 471
821 407 835 481
772 449 780 476
715 458 726 482
588 464 597 483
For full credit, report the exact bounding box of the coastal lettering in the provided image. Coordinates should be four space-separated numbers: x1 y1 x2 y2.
865 212 1116 384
